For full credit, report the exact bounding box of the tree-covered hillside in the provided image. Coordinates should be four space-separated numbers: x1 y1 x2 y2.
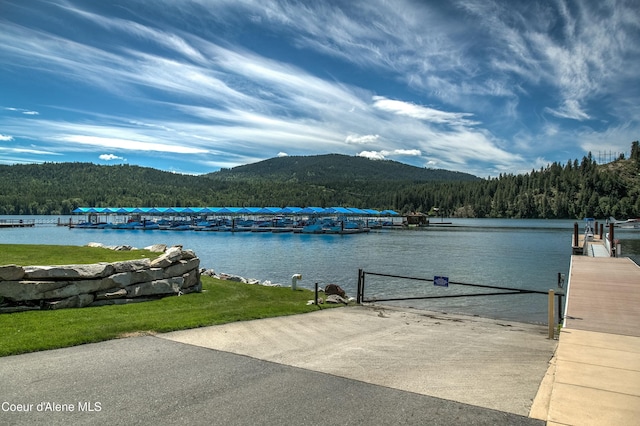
394 143 640 218
0 144 638 218
209 154 478 183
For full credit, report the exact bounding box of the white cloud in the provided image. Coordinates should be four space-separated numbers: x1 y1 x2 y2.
357 151 386 160
372 96 479 127
544 100 591 121
0 134 14 141
357 149 422 161
59 135 208 154
577 123 640 158
394 149 421 156
4 107 39 115
277 152 288 157
463 0 639 124
0 146 59 155
66 6 208 64
2 0 636 177
99 153 124 161
345 134 379 144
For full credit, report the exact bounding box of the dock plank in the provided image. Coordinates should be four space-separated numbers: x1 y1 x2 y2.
541 255 640 425
565 256 640 337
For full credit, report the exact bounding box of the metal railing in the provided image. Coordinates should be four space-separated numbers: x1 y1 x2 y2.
357 269 564 335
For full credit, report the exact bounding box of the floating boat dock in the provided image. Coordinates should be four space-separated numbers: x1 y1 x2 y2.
69 206 401 235
0 219 35 228
532 225 640 424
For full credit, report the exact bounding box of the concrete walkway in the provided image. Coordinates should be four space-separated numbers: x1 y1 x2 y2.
1 306 556 425
532 256 640 425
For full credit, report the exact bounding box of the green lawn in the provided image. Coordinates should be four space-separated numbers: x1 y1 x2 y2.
0 245 326 357
0 244 157 265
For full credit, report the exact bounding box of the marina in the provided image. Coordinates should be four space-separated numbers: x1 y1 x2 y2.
3 214 640 422
2 216 640 324
68 206 402 235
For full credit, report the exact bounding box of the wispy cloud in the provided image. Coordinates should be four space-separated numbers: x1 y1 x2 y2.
372 96 480 127
0 0 637 177
544 100 591 121
0 146 58 155
4 107 39 115
63 4 208 64
461 0 640 122
57 134 208 155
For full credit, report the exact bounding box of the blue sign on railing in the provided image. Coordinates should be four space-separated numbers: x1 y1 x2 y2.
434 276 449 287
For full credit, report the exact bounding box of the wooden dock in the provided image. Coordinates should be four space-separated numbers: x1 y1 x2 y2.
565 256 640 336
533 254 640 424
0 220 35 228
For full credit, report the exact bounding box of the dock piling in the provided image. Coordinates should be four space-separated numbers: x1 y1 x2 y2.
608 223 615 257
548 289 555 339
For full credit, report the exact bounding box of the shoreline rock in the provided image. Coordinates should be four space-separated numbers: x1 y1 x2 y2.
201 269 282 287
0 245 201 313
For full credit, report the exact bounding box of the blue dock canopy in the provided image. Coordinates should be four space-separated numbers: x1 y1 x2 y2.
72 206 399 216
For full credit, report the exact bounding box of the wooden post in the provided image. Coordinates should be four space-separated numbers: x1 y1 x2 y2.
599 223 604 240
573 222 579 248
548 289 555 339
609 223 615 257
315 282 319 306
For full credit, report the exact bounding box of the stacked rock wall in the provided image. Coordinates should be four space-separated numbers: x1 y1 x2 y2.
0 246 201 313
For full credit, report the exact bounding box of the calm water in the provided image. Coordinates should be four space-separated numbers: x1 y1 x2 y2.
2 217 639 324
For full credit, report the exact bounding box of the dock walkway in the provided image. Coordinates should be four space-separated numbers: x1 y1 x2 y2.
533 243 640 424
0 219 35 228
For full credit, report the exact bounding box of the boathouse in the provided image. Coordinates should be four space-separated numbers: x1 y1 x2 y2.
404 212 429 227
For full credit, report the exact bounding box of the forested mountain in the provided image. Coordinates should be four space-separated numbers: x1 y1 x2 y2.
394 152 640 218
1 144 639 219
208 154 478 183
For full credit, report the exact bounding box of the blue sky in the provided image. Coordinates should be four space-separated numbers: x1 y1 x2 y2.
1 0 639 177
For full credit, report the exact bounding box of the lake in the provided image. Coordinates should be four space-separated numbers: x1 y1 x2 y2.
2 216 639 324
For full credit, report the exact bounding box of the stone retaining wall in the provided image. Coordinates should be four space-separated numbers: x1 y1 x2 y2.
0 246 201 313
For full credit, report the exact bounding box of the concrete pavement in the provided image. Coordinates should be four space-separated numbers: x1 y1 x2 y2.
543 329 640 426
162 305 557 416
0 305 556 425
532 255 640 425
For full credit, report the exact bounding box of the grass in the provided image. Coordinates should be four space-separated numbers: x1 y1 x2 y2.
0 244 157 265
0 245 328 357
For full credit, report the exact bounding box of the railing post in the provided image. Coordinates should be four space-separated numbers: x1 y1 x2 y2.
548 289 555 339
557 293 563 325
357 269 366 304
361 271 365 303
609 223 615 257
